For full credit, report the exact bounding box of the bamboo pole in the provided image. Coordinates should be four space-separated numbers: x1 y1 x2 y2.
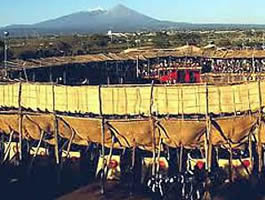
181 87 184 120
205 83 212 172
28 130 45 174
206 118 212 172
33 131 45 158
150 81 156 176
52 84 60 165
59 127 75 171
179 146 183 173
2 131 14 163
258 80 263 173
65 128 75 159
148 59 150 79
130 140 136 195
232 86 237 117
99 85 106 195
180 86 185 172
249 132 253 172
228 143 233 182
18 81 23 161
136 56 139 78
156 137 162 174
105 135 115 181
151 118 156 176
100 118 105 195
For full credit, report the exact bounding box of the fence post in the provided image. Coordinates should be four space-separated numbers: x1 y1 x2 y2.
52 83 60 165
18 81 23 161
258 80 263 173
99 85 106 195
149 81 157 176
205 83 212 172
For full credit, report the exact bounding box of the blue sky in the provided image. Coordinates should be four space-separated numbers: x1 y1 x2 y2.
1 0 265 27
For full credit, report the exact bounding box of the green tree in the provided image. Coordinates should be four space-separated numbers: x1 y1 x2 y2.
153 32 170 48
216 39 232 47
90 34 109 47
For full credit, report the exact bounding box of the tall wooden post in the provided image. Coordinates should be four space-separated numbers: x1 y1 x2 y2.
179 146 183 173
136 56 139 79
249 131 253 172
150 81 156 176
205 83 212 172
131 141 136 195
100 118 105 195
52 84 59 165
148 59 150 79
228 144 233 182
258 80 263 173
156 137 162 173
18 82 23 161
99 85 106 195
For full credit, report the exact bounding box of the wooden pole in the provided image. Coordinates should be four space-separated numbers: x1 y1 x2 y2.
148 59 150 79
2 131 14 163
150 81 156 176
18 81 23 161
228 143 233 182
99 85 106 195
232 86 237 117
136 56 139 79
205 83 212 172
23 68 28 82
100 118 105 195
28 130 45 174
65 128 75 159
179 146 183 173
249 132 253 172
131 141 136 195
258 80 263 173
60 126 75 170
105 135 115 181
131 141 136 170
181 87 184 120
156 137 162 173
52 84 60 165
151 118 156 176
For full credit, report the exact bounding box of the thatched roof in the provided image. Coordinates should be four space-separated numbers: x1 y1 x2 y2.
4 46 265 71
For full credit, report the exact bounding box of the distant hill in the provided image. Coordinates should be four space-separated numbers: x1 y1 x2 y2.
1 4 265 37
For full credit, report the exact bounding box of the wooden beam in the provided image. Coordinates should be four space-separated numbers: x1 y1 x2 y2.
205 83 212 172
52 84 59 165
99 85 106 195
258 80 263 173
18 82 23 161
228 144 233 182
150 81 156 176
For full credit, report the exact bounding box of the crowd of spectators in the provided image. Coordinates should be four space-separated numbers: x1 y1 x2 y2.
140 57 265 77
141 57 204 77
212 59 265 73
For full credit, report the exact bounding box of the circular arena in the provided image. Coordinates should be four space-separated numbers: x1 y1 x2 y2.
2 48 265 200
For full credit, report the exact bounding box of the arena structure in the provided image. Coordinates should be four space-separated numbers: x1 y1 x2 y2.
0 80 265 172
1 46 265 198
3 45 265 85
